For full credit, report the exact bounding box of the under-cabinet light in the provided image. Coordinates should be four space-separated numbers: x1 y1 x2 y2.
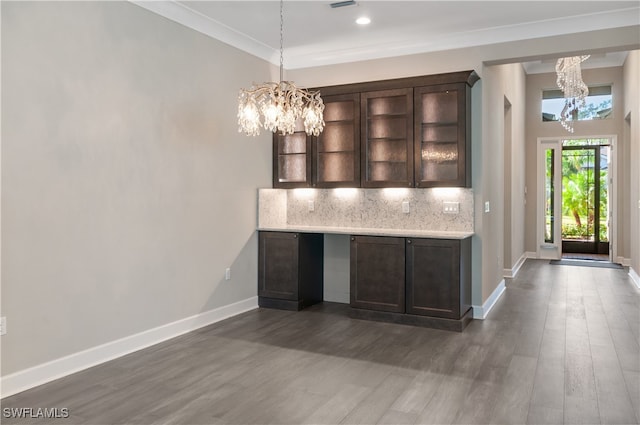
292 188 316 199
332 188 358 199
382 188 409 199
431 187 463 199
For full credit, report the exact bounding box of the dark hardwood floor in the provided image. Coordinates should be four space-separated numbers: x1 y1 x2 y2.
3 259 639 424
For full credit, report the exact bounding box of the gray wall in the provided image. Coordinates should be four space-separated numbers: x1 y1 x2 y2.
622 50 640 275
1 1 638 380
1 1 271 375
479 63 527 282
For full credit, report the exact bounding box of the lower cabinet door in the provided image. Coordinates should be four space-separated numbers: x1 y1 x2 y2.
258 232 300 301
406 238 460 319
350 235 405 313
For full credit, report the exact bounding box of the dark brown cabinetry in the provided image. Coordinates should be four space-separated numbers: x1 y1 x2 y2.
349 235 472 331
273 121 312 188
361 89 414 188
350 236 405 312
273 95 360 188
258 231 323 310
405 237 471 319
273 71 478 189
414 83 471 187
314 93 361 187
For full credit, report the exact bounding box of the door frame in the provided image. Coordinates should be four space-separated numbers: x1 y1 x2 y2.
536 138 562 259
536 135 617 261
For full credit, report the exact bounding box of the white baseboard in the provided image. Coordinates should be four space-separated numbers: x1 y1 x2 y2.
616 257 631 267
630 267 640 290
503 252 528 278
472 279 506 320
0 296 258 399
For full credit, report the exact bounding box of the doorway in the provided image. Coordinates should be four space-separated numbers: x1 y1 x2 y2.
561 141 610 258
537 137 616 261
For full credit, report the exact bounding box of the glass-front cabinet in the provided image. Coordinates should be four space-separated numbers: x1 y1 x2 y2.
273 120 311 188
414 83 470 187
361 88 414 188
272 71 477 189
314 93 360 187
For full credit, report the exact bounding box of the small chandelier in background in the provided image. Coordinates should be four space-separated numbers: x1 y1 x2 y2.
237 0 325 137
555 55 589 133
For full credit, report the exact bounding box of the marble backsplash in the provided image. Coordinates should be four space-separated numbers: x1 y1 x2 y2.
258 187 474 233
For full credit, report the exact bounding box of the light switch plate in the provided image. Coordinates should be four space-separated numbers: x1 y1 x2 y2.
308 200 315 212
402 201 410 214
443 201 459 214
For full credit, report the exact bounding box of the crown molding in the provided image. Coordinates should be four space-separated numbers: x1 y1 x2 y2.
131 1 278 64
131 2 639 70
282 7 640 69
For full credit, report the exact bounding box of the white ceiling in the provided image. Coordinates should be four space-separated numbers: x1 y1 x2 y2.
134 1 639 71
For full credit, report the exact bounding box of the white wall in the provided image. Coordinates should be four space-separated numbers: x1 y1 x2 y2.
622 50 640 276
1 1 271 377
524 67 627 259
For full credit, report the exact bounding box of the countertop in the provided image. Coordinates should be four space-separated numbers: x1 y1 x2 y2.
258 225 474 239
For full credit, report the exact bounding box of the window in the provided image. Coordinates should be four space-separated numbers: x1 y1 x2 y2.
542 85 612 122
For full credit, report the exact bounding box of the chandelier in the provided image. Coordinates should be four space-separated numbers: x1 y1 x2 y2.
555 55 590 133
237 0 325 137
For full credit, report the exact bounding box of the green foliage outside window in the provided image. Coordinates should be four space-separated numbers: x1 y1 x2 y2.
561 143 608 242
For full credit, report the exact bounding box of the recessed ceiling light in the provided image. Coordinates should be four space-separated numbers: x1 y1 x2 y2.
356 17 371 25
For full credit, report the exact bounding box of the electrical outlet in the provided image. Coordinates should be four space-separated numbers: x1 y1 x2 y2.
484 201 491 213
1 317 6 336
443 201 459 214
225 268 231 280
402 201 410 214
308 200 315 212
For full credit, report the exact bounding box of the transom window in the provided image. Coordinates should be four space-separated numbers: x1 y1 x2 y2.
542 85 612 122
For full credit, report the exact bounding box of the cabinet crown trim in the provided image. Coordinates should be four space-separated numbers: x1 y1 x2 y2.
313 70 479 96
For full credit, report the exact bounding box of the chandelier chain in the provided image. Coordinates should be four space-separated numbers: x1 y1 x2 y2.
279 0 284 83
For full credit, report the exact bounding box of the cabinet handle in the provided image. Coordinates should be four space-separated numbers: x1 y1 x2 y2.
407 239 412 244
351 237 355 241
415 182 419 187
293 234 298 239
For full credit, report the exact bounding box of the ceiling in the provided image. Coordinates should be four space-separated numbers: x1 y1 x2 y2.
134 1 639 71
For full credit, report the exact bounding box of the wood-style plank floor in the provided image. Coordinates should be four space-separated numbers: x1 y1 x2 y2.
3 259 639 424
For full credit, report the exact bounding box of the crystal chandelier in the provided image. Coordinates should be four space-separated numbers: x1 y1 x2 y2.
555 55 590 133
237 0 325 137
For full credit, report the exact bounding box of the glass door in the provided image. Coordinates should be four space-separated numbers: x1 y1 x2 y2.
561 142 610 255
537 139 562 259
